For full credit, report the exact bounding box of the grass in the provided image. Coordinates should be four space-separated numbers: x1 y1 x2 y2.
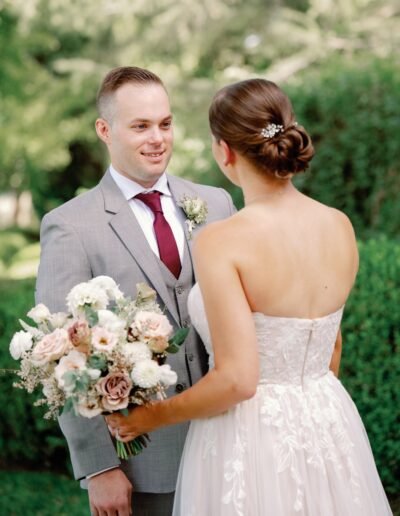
0 470 88 516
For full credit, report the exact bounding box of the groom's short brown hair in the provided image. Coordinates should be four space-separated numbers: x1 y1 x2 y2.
97 66 165 121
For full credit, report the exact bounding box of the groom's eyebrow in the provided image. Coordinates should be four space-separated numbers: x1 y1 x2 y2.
130 115 173 123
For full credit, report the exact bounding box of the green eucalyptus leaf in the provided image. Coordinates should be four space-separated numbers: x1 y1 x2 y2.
84 305 99 326
87 354 108 371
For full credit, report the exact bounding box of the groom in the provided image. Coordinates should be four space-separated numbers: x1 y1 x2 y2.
35 66 235 515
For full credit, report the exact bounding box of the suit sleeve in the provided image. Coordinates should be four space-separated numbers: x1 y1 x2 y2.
219 188 237 216
36 211 121 479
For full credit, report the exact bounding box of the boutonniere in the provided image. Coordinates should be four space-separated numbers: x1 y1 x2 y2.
178 195 208 239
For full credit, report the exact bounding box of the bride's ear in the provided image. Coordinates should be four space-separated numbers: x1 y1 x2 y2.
220 140 236 167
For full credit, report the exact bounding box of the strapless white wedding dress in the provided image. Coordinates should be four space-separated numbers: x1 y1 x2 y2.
172 283 392 516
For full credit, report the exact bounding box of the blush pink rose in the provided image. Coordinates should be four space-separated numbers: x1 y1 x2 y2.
96 372 132 411
68 320 91 355
31 328 72 366
132 311 173 341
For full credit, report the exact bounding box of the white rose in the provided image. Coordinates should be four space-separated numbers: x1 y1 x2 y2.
121 342 152 364
90 276 124 301
66 282 109 317
76 397 103 418
91 326 118 353
31 328 72 366
27 303 51 324
159 364 177 387
131 359 161 388
133 311 173 340
97 310 126 335
48 312 69 328
54 349 87 388
10 331 33 360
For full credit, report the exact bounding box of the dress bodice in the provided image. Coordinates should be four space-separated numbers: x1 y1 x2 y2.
187 283 344 386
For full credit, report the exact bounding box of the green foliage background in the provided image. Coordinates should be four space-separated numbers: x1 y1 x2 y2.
0 0 399 510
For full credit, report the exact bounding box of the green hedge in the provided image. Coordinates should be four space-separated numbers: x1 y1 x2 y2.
0 237 399 494
0 278 70 472
287 57 400 239
340 236 400 494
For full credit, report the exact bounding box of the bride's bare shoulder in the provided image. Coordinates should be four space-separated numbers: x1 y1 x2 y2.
192 213 247 254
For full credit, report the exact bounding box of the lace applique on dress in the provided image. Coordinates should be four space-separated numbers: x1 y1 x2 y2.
221 408 247 516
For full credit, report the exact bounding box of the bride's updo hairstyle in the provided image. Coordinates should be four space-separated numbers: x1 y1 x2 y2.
209 79 314 178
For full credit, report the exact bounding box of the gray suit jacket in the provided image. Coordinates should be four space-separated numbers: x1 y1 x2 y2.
35 170 235 492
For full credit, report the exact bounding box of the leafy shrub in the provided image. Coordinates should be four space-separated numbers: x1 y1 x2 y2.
0 278 69 472
0 238 398 495
287 57 400 239
341 236 400 495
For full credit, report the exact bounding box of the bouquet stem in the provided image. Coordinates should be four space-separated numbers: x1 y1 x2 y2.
115 434 151 459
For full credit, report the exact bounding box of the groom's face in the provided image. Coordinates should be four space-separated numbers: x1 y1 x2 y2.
97 82 173 188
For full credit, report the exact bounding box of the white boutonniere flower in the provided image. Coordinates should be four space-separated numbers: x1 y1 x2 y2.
178 195 208 239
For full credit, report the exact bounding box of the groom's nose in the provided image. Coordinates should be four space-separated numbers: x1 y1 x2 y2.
148 126 163 144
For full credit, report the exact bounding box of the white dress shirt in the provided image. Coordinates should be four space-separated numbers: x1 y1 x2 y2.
109 165 186 261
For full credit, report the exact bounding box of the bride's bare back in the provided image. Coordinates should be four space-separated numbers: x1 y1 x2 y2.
215 188 358 319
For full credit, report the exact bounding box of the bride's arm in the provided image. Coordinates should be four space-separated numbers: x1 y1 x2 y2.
329 328 342 377
106 222 260 441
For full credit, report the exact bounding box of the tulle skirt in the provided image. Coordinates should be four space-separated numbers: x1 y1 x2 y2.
172 372 392 516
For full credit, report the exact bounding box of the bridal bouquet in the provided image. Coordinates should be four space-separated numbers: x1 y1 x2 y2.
9 276 188 459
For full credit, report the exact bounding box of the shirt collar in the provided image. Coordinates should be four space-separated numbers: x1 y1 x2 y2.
109 164 172 200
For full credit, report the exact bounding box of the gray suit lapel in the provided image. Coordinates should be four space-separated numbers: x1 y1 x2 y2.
99 171 180 326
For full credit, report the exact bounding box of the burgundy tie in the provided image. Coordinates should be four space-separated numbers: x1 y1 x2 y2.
136 191 181 278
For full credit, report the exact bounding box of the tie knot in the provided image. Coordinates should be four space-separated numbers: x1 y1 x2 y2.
136 191 163 214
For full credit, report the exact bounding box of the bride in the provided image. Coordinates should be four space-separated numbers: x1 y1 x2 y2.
107 78 392 515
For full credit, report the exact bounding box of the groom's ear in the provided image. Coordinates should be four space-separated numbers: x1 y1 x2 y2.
220 140 236 166
95 118 111 144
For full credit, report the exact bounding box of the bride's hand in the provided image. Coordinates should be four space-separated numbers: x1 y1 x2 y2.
105 404 157 442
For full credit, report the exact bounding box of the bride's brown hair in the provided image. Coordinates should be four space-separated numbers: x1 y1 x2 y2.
209 79 314 177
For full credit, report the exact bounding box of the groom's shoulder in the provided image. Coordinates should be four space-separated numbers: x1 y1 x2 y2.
170 175 232 205
42 182 103 225
171 175 235 217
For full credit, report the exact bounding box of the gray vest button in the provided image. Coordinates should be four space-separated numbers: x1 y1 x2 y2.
175 382 187 392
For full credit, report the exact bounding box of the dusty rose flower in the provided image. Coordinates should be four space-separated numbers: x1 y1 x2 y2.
147 336 169 354
68 320 91 355
31 328 72 366
96 372 132 411
132 311 173 341
91 326 118 353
